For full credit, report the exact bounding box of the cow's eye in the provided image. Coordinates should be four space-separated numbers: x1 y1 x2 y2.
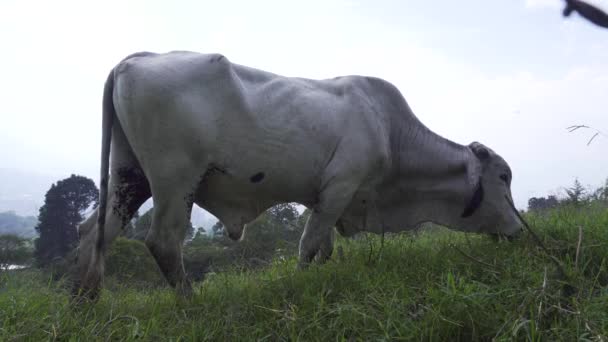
499 174 509 183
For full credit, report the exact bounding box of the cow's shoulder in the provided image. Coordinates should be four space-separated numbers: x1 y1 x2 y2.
354 76 402 100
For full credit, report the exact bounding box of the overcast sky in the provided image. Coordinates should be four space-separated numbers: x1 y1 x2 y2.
1 0 607 210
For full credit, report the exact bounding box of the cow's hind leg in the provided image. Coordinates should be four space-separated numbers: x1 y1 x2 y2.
75 127 151 300
145 181 199 297
75 175 150 298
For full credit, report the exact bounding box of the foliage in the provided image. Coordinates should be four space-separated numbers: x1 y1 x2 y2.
183 203 303 279
117 203 303 281
528 195 559 211
267 203 299 225
125 208 151 241
104 237 165 288
192 226 206 240
589 178 608 202
528 177 608 212
0 204 606 340
34 175 98 266
0 211 38 238
565 178 587 206
0 234 32 270
210 220 224 236
183 233 220 282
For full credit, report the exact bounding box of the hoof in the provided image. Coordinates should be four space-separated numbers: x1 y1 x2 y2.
71 284 101 304
176 282 194 299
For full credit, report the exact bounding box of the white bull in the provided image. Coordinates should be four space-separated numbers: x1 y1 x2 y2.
75 51 521 299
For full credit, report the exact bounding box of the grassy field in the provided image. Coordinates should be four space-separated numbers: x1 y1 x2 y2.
1 205 607 341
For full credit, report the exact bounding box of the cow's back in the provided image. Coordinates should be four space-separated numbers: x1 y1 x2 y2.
112 51 393 216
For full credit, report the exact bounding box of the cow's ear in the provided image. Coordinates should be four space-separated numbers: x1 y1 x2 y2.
469 142 490 161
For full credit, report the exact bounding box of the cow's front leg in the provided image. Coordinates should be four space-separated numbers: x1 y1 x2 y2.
298 180 357 269
315 224 336 263
298 212 335 267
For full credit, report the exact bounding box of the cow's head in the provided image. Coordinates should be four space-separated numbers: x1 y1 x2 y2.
460 142 522 237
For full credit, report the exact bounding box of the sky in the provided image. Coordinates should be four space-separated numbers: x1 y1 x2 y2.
0 0 607 212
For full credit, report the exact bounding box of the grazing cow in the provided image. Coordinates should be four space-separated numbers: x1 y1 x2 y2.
75 51 521 299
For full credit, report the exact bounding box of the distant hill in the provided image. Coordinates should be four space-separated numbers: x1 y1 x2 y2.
0 168 60 217
0 211 38 238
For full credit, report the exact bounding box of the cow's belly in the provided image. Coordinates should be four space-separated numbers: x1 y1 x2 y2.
193 165 319 227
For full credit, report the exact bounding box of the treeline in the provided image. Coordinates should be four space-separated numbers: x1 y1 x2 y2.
528 178 608 211
0 173 309 283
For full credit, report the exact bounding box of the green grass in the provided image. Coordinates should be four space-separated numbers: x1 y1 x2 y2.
1 205 607 341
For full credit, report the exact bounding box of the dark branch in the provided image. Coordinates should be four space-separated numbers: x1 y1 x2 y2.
566 124 606 146
563 0 608 29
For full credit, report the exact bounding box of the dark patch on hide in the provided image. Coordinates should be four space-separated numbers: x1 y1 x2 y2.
208 163 227 175
113 167 151 227
195 163 229 201
461 180 484 218
199 163 227 185
249 172 265 183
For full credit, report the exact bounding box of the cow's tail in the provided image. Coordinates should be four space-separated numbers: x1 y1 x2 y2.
96 68 115 254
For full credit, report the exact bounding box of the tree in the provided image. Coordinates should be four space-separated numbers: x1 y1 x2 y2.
527 196 559 211
268 203 299 225
588 178 608 203
192 226 206 240
600 178 608 201
34 174 98 266
211 221 225 236
565 178 587 206
0 234 31 270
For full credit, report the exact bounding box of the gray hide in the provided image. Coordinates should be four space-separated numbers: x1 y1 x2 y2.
74 51 521 298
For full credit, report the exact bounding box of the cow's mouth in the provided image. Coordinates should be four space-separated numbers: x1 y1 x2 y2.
488 232 520 242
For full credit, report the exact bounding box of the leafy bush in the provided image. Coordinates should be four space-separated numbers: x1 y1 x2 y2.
0 234 32 270
104 237 164 288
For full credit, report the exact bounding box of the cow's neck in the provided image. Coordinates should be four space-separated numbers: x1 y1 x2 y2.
388 115 479 223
